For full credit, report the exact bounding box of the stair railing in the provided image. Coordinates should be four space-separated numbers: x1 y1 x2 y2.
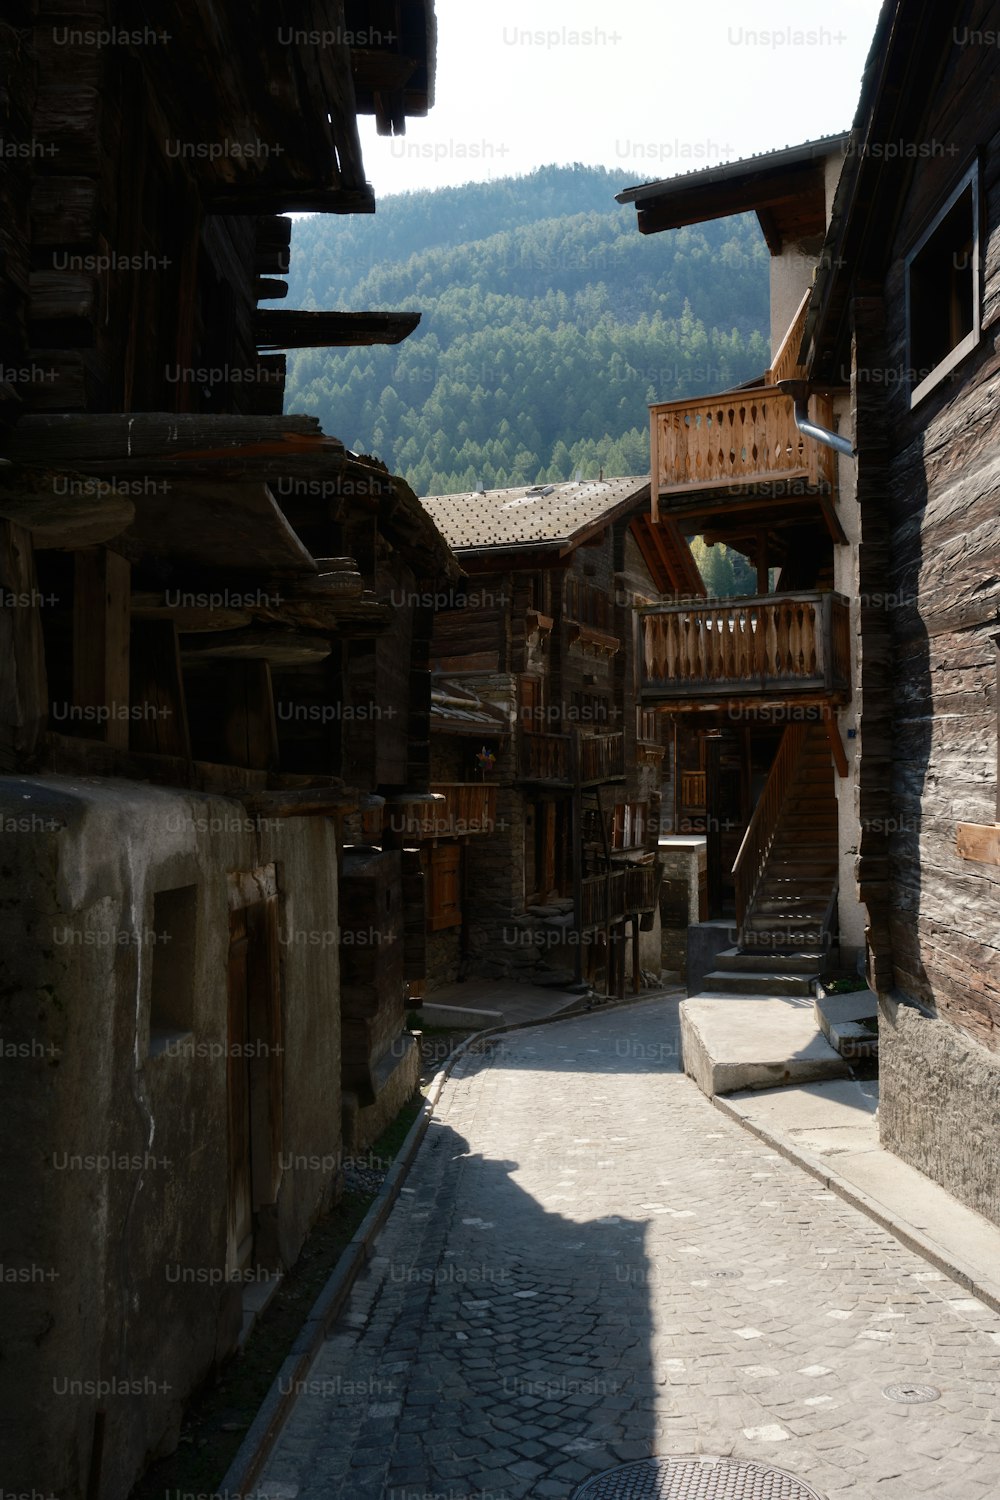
733 722 808 936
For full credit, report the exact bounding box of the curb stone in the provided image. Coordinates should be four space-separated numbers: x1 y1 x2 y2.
218 987 678 1494
712 1092 1000 1317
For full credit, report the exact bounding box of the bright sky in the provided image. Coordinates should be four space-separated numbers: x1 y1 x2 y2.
358 0 885 197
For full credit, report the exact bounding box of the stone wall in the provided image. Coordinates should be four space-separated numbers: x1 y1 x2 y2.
878 997 1000 1228
0 774 343 1500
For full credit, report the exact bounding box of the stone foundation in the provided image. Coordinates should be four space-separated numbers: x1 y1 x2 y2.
343 1032 421 1155
878 996 1000 1228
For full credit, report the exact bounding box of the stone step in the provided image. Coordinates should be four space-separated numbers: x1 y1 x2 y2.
814 988 879 1061
715 947 825 974
703 969 815 997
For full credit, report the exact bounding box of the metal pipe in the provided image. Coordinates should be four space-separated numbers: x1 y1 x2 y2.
794 397 855 458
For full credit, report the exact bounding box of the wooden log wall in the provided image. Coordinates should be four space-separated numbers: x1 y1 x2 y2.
868 25 1000 1046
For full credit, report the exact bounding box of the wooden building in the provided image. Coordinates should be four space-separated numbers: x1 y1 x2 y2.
802 0 1000 1226
618 138 867 976
0 5 448 1497
418 477 701 995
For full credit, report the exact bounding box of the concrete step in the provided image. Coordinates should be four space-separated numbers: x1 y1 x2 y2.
680 993 849 1096
703 969 815 997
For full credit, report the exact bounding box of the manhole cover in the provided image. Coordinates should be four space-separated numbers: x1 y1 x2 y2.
882 1383 941 1404
571 1456 826 1499
711 1270 743 1280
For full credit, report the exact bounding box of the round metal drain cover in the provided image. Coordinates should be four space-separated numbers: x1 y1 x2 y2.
882 1383 941 1404
711 1269 743 1280
571 1456 826 1499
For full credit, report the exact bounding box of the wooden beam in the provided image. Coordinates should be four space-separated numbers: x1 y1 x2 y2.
209 186 375 215
73 547 130 749
956 823 1000 866
825 715 849 778
254 309 421 349
180 628 332 666
241 787 359 820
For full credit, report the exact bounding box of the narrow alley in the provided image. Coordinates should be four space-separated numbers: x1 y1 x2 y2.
258 997 1000 1500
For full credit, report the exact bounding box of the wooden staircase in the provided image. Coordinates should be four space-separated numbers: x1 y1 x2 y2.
735 723 839 954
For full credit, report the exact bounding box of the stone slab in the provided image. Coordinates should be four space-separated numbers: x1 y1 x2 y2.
680 992 849 1095
419 1002 504 1030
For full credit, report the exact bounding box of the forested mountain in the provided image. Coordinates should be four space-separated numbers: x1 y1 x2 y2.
283 164 770 499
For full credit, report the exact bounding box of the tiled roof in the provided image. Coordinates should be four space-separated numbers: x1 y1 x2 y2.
420 477 650 553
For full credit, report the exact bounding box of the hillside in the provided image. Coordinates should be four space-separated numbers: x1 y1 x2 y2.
283 164 771 498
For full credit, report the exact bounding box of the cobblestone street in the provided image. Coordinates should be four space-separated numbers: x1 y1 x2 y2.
261 997 1000 1500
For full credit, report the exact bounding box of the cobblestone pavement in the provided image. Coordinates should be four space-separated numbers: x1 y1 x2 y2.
261 997 1000 1500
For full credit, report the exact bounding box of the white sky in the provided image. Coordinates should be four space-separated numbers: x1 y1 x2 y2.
358 0 885 197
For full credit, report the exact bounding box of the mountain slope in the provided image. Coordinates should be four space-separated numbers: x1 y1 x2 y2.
283 164 770 496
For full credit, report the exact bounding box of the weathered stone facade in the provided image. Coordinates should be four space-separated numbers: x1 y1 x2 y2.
878 997 1000 1228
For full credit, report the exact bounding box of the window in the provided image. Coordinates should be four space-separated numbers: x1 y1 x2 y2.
905 162 980 407
149 884 198 1053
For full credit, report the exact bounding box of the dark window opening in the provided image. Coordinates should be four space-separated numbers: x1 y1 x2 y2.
906 166 980 405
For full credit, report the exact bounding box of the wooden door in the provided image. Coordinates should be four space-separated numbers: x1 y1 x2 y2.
226 906 254 1272
226 892 283 1272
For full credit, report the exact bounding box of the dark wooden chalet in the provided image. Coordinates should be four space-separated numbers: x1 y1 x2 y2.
0 5 448 1497
618 139 866 973
418 477 702 997
802 0 1000 1226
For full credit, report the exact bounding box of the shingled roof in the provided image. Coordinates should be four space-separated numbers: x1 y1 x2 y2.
420 477 651 556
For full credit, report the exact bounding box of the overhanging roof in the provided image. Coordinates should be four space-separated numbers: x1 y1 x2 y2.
420 477 651 556
616 134 850 253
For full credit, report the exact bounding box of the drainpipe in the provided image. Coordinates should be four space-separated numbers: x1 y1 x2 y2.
792 395 855 458
777 377 855 458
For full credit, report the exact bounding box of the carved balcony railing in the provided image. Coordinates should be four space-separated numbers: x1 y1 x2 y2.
649 386 835 500
640 591 851 705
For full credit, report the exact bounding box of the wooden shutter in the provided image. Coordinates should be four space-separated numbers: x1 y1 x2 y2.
429 845 461 931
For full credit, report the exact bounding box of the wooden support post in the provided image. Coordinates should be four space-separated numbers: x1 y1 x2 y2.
756 529 769 595
632 918 640 995
129 619 191 758
73 547 130 748
0 521 47 768
223 660 279 772
705 733 723 919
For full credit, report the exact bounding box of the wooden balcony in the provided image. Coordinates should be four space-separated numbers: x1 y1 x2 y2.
581 871 626 928
640 591 851 707
429 783 497 836
518 730 625 785
578 731 625 784
650 387 835 502
519 731 571 783
624 862 660 914
387 784 496 840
